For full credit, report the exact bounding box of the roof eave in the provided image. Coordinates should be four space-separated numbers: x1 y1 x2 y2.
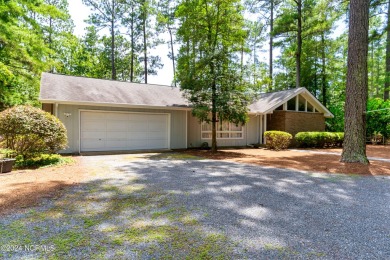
39 99 192 111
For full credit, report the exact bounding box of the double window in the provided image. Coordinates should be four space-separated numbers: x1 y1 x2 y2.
201 121 244 139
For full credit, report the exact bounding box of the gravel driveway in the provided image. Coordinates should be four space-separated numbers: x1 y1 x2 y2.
1 153 390 259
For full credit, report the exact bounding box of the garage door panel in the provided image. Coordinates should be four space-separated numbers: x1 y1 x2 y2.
109 113 129 121
82 120 106 131
82 112 107 120
81 111 169 152
81 131 106 139
149 121 166 131
106 121 129 131
147 140 166 148
130 123 149 132
106 140 128 149
106 131 128 139
130 140 147 149
129 132 148 139
82 139 105 149
148 132 166 139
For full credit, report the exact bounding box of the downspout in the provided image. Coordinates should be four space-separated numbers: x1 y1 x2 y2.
257 114 260 144
264 114 267 144
54 103 59 118
246 123 248 146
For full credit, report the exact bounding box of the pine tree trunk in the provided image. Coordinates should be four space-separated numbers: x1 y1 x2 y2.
296 0 302 88
211 80 217 153
384 0 390 100
370 41 374 94
340 0 369 164
142 3 148 84
49 16 53 73
376 42 381 97
130 8 135 82
269 0 273 90
111 1 116 80
321 33 327 106
168 27 176 87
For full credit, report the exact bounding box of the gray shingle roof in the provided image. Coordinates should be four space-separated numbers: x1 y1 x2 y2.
39 73 189 108
39 73 333 117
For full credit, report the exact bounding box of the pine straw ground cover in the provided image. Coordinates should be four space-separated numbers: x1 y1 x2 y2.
183 145 390 176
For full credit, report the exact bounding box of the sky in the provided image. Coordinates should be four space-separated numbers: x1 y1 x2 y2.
67 1 346 87
68 0 175 86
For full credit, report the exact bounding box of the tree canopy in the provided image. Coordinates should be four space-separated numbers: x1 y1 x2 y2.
0 0 389 159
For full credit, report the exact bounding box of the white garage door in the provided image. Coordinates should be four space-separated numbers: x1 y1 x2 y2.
80 111 169 152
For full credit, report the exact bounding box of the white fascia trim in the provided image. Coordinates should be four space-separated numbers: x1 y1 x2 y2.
299 90 334 118
39 99 191 111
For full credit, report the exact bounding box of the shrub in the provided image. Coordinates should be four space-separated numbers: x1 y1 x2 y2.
371 131 383 145
0 148 14 158
15 154 74 168
264 131 292 150
295 132 344 148
0 105 67 159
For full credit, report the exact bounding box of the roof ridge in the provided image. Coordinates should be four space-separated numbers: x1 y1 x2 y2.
42 72 178 89
262 87 304 95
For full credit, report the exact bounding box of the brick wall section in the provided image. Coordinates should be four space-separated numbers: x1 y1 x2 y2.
267 112 286 132
267 110 325 138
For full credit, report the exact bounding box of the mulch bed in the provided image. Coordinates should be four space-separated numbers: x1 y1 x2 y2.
0 158 85 215
184 145 390 176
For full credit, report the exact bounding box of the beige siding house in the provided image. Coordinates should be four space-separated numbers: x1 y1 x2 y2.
39 73 333 153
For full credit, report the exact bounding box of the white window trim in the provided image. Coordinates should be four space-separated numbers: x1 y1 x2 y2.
201 121 244 140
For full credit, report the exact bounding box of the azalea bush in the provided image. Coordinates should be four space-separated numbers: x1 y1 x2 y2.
366 98 390 139
0 105 67 159
264 131 292 150
295 132 344 148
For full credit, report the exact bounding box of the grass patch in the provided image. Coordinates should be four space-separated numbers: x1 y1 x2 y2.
123 225 178 243
82 217 99 228
50 229 88 253
151 207 186 220
264 243 300 257
0 221 33 244
15 154 74 169
150 152 203 160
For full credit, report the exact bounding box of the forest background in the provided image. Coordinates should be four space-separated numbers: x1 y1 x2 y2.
0 0 389 138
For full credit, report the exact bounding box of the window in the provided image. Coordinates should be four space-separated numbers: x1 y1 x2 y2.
287 98 296 110
201 121 244 139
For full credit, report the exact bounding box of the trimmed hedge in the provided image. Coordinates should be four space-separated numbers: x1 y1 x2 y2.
295 132 344 148
264 131 292 150
0 105 67 159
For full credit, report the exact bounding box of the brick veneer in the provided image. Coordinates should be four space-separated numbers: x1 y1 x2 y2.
267 110 325 138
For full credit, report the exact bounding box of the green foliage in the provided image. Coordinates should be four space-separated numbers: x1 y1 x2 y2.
264 131 292 150
0 106 67 159
0 148 16 159
326 101 345 132
370 131 384 145
0 0 60 109
176 0 258 151
295 132 344 148
366 98 390 138
15 154 73 168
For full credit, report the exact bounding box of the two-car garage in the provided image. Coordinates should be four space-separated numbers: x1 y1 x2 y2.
80 111 170 152
40 73 189 153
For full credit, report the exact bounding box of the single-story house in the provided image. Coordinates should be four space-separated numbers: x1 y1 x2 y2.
39 73 334 153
